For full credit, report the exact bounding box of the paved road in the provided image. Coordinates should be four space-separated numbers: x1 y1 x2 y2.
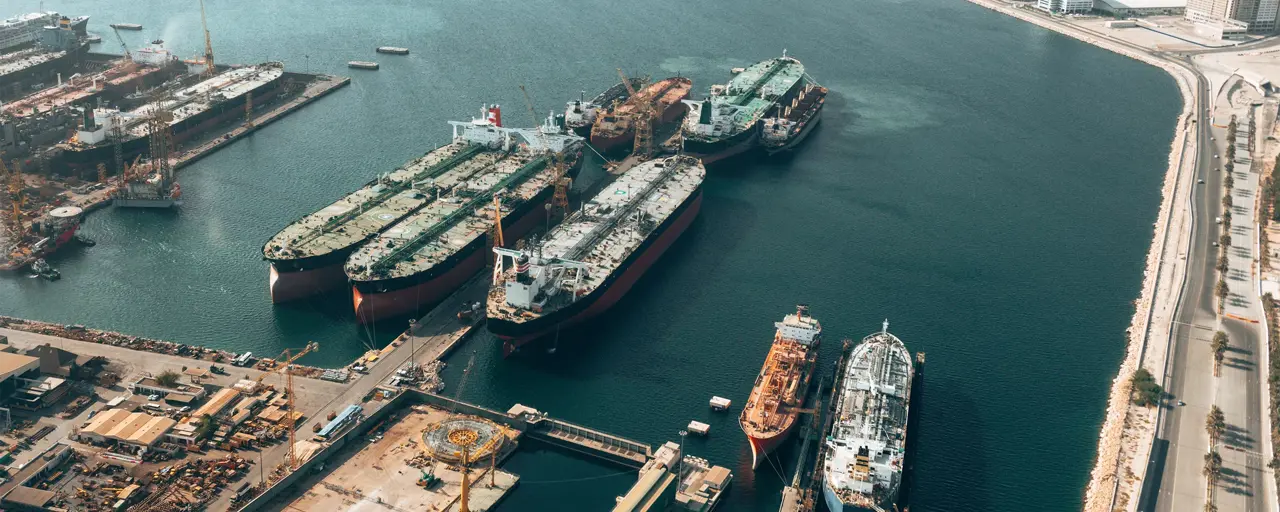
1155 60 1270 512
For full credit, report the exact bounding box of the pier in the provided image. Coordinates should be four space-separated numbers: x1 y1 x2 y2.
509 404 653 468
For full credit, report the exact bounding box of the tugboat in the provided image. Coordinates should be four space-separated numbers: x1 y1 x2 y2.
30 259 59 281
73 234 95 247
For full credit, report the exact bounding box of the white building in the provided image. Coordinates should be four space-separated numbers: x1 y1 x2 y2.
1094 0 1187 16
1186 0 1277 37
1038 0 1097 12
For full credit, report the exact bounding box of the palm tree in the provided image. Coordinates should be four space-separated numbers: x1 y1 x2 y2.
1204 450 1223 489
155 370 181 388
1220 233 1232 249
1218 254 1229 274
1222 194 1233 209
1211 331 1229 376
1205 503 1218 512
1217 279 1230 313
1205 405 1226 446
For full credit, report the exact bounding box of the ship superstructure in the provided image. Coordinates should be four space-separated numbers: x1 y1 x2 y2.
486 154 705 354
681 53 806 163
740 304 821 469
823 321 914 512
563 78 641 137
760 81 826 155
0 12 87 53
60 63 285 170
345 111 584 323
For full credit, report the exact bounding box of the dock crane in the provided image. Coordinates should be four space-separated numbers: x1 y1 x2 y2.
258 341 319 471
198 0 215 76
110 26 132 62
518 84 572 217
616 68 655 158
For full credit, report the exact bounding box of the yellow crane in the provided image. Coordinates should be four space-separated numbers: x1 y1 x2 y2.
258 342 319 471
517 84 572 217
616 68 655 158
198 0 215 77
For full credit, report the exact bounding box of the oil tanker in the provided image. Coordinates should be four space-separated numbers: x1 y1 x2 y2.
681 53 808 163
486 154 705 355
58 63 286 171
345 111 584 324
740 304 821 469
760 82 826 155
823 321 914 511
590 77 691 155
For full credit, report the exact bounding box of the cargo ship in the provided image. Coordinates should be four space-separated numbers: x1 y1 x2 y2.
822 321 914 512
0 20 88 99
0 206 82 272
760 82 826 155
0 12 87 53
740 304 821 469
589 77 691 155
487 154 705 354
265 105 512 303
3 41 184 121
563 78 642 137
681 53 808 163
346 111 585 324
58 63 286 171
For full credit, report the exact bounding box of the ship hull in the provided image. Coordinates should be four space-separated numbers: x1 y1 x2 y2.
350 169 572 324
59 70 286 170
744 425 794 471
683 125 759 165
268 260 349 303
0 222 79 271
764 107 822 156
113 198 182 208
591 85 689 155
489 186 703 353
0 44 88 101
823 483 890 512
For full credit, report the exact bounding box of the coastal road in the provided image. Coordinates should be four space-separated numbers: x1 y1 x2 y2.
1154 61 1270 512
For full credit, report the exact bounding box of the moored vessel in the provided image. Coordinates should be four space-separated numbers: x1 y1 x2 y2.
0 20 88 100
739 304 821 469
681 52 808 164
0 11 87 53
263 106 514 304
761 82 826 155
590 77 691 155
1 206 82 272
822 321 914 512
486 154 706 354
345 111 585 324
563 78 642 137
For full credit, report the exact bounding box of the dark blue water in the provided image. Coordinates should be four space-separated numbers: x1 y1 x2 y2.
0 0 1180 510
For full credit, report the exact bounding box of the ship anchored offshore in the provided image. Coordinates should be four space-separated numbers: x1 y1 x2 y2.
681 51 813 163
487 154 706 355
823 321 914 512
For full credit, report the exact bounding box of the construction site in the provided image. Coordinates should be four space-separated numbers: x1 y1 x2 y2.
0 0 349 275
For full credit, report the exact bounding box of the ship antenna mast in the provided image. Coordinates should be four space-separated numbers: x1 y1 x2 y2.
199 0 215 77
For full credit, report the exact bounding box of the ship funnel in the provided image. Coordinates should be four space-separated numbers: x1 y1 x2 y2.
697 101 712 125
796 304 809 319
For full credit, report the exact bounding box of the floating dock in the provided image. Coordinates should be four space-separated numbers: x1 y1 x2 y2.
347 61 379 70
376 46 409 55
109 23 142 30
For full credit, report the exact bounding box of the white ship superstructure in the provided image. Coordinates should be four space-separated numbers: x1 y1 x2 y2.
0 12 59 52
823 321 914 512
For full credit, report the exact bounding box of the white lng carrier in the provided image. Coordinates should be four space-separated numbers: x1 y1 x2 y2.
822 320 914 512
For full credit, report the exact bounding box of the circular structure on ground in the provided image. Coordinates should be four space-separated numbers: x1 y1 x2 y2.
422 417 504 464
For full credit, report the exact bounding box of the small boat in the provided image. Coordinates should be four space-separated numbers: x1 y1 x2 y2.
30 259 60 281
86 34 102 43
688 421 710 436
710 396 731 411
109 23 142 30
74 234 96 247
348 61 379 70
376 47 409 55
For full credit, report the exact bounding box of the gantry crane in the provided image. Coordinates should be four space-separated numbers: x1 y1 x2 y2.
2 159 25 238
198 0 215 77
616 68 655 158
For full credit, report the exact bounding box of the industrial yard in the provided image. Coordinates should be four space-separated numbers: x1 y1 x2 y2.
275 405 520 512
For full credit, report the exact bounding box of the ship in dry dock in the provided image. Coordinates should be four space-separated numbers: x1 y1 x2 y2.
487 154 705 355
343 111 585 324
681 52 809 163
58 63 286 171
0 18 88 100
0 11 87 54
590 76 691 155
563 78 642 137
740 304 821 469
823 321 914 512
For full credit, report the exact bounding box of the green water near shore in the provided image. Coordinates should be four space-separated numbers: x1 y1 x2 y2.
0 0 1180 509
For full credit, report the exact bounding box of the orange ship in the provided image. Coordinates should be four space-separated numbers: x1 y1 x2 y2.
589 76 691 155
739 304 822 469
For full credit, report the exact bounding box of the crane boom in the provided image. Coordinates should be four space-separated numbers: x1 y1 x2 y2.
110 27 131 61
199 0 215 76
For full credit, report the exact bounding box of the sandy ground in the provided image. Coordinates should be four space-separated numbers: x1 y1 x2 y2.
276 406 518 512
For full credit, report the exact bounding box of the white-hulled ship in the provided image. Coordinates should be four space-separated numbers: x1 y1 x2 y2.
487 154 705 355
823 321 914 512
0 11 87 53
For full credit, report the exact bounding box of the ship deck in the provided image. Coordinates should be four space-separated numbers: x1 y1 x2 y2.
594 77 692 135
263 141 486 261
0 48 66 76
344 149 559 281
823 329 913 506
683 56 805 141
741 310 821 439
487 155 704 321
126 65 284 138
